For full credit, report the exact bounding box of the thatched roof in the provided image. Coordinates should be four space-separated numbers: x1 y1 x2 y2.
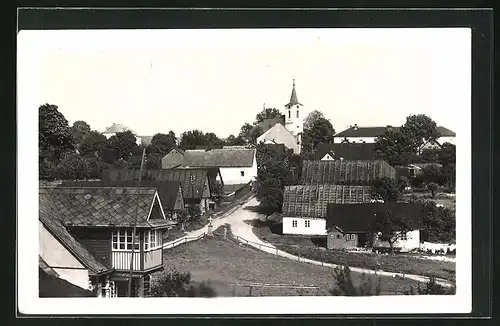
282 184 372 218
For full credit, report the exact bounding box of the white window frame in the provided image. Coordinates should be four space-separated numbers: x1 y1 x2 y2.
292 220 297 227
305 220 310 228
111 229 139 252
143 229 164 251
400 231 407 241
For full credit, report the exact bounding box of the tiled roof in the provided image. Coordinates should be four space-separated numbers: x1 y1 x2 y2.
39 187 162 228
39 267 95 297
101 169 213 199
195 145 224 150
282 185 373 218
334 125 456 138
315 142 377 161
60 180 183 211
182 148 256 168
326 202 424 232
102 123 135 135
39 193 110 274
223 183 248 195
301 160 396 185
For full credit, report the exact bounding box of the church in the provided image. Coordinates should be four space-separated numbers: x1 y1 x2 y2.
256 79 305 154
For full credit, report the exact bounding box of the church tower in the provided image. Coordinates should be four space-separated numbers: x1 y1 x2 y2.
284 79 304 150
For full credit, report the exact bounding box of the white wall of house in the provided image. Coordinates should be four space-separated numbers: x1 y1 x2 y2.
257 123 300 154
333 136 377 144
438 136 456 145
373 229 420 252
282 217 327 236
219 152 257 185
39 222 90 290
321 153 334 161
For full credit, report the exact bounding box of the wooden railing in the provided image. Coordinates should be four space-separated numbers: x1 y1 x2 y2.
162 232 206 250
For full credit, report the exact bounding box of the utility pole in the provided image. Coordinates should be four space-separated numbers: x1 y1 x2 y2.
127 147 146 297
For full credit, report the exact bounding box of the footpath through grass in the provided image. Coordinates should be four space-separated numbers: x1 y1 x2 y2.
162 225 426 296
252 221 456 282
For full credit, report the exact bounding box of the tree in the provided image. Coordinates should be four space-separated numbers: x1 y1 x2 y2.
374 130 414 166
69 120 91 148
254 107 282 124
149 132 177 156
39 104 75 166
205 132 225 146
427 182 439 198
405 277 454 295
438 142 456 166
303 110 325 130
52 152 87 180
179 129 209 149
371 177 401 202
107 131 139 162
237 123 262 145
224 134 246 146
80 131 107 158
400 114 440 154
330 265 381 296
371 209 413 253
187 205 201 220
421 201 455 243
420 148 440 163
398 176 410 192
150 269 218 298
421 164 445 185
441 163 456 191
301 111 335 153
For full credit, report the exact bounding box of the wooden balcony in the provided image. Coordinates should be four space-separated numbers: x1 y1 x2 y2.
111 249 163 271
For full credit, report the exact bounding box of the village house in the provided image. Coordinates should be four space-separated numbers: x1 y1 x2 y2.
101 168 222 213
333 124 456 149
39 186 175 297
281 184 373 236
162 147 257 186
394 162 444 180
39 257 95 297
326 202 424 252
314 142 378 161
101 123 151 147
301 160 396 185
161 148 186 169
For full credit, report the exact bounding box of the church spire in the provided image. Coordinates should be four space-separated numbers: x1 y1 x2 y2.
286 78 302 108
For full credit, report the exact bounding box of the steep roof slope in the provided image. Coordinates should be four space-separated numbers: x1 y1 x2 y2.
315 142 377 161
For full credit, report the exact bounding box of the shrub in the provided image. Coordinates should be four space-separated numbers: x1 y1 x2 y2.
404 276 455 295
427 182 439 198
330 265 381 296
150 269 217 297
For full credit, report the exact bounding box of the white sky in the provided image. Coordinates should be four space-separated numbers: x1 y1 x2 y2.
33 28 470 138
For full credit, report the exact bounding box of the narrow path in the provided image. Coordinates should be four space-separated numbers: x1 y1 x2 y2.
165 196 454 287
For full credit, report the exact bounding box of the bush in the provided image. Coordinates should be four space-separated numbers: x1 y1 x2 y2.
404 277 455 295
330 265 381 296
371 177 401 202
427 182 439 198
150 269 217 297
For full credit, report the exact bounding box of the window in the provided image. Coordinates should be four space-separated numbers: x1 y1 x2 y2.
345 234 350 241
288 110 291 119
400 232 407 240
143 230 163 251
292 220 298 227
296 110 299 118
337 234 341 239
240 170 245 177
112 229 139 251
305 220 310 228
409 168 416 178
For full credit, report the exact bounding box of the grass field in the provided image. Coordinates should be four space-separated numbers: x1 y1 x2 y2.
161 226 426 297
252 221 456 282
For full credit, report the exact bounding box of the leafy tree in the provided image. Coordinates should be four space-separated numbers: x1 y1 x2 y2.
405 277 454 295
371 177 401 202
420 148 440 163
179 129 209 149
371 209 413 253
303 110 325 130
205 132 225 146
330 265 381 296
150 269 217 298
148 132 177 156
52 152 87 180
238 123 262 145
69 120 91 148
80 131 107 158
398 176 410 192
374 130 414 166
427 182 439 198
421 201 455 243
438 142 456 166
105 131 138 162
400 114 440 154
254 107 282 124
82 156 109 179
224 134 246 146
301 111 335 153
187 205 202 220
421 164 445 185
441 163 456 191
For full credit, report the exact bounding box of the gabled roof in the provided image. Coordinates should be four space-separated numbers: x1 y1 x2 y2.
334 125 456 138
102 123 136 135
168 147 185 155
60 180 183 211
182 148 256 168
326 202 424 232
39 267 95 298
101 169 214 199
39 186 169 228
253 116 286 135
282 185 372 218
315 142 377 161
39 194 110 274
301 160 396 185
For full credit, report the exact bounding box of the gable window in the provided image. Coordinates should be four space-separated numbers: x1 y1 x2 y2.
292 220 297 227
240 170 245 177
305 220 310 227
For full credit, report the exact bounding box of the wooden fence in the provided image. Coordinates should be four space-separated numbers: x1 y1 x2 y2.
162 232 206 250
229 282 321 296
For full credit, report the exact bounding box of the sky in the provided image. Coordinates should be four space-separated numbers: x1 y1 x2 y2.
32 28 470 138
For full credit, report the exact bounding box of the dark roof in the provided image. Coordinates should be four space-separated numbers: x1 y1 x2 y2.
60 180 183 211
223 183 248 195
169 147 185 155
39 186 170 228
183 148 255 168
326 202 424 232
282 185 372 218
39 267 95 298
254 116 286 134
195 145 224 150
39 194 110 274
301 160 396 185
335 125 456 138
315 142 377 161
102 169 213 199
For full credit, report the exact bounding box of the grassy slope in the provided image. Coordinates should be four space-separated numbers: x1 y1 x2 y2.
252 221 456 282
162 227 424 297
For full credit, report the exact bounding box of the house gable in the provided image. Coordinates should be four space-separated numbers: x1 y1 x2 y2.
147 192 167 220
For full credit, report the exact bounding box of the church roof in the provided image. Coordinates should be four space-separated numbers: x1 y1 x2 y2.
285 79 302 107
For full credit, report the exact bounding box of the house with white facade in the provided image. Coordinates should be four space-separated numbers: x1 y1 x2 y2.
326 202 424 252
101 123 143 146
333 124 456 148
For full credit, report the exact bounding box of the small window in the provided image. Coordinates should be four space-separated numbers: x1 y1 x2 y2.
400 232 407 240
288 110 291 119
337 234 341 239
345 234 350 241
296 110 299 118
292 220 297 227
305 220 310 228
296 105 299 109
409 168 416 177
240 170 245 177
